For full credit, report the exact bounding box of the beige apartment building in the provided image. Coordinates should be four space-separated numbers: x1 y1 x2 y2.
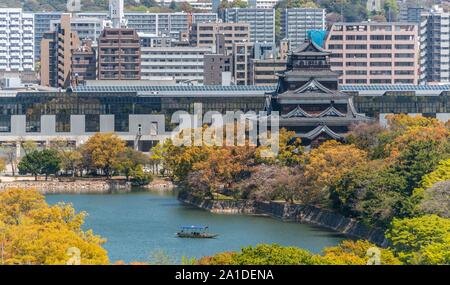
324 22 419 85
190 22 250 55
249 58 287 86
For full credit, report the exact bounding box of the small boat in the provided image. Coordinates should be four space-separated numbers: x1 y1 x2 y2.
176 225 218 239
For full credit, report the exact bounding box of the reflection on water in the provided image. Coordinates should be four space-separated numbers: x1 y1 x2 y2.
46 189 344 263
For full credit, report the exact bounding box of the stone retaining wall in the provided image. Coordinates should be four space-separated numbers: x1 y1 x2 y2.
0 180 132 194
178 192 388 247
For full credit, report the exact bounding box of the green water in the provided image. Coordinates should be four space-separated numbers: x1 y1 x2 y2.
46 190 344 263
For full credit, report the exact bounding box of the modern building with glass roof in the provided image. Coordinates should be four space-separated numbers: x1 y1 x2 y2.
0 82 448 152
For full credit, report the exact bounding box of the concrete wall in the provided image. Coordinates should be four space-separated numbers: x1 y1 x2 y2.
0 114 169 152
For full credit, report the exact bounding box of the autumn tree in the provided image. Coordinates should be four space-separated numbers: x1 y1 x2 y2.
0 144 17 176
0 157 6 173
256 128 303 166
300 140 368 206
0 188 109 265
80 133 126 178
51 139 82 177
345 122 386 158
237 164 294 201
188 146 255 198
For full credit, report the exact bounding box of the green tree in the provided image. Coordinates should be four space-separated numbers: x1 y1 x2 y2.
39 149 61 180
386 215 450 264
330 160 406 227
383 0 399 21
117 147 149 181
231 244 320 265
18 149 61 180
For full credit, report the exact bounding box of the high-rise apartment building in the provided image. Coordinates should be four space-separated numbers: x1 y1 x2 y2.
232 42 253 85
97 28 141 80
419 6 450 84
190 22 250 54
124 12 217 38
141 46 212 84
281 8 326 49
223 8 275 44
324 22 419 85
0 8 34 72
34 12 62 61
71 40 97 86
40 14 80 88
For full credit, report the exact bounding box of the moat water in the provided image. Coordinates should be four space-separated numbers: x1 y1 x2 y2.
46 190 344 263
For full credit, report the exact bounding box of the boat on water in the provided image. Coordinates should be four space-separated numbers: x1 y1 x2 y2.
176 226 218 239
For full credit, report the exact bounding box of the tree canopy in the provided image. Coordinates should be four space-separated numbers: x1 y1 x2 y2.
0 188 108 265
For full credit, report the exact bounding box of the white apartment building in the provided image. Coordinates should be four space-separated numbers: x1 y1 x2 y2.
248 0 280 9
419 6 450 84
141 46 212 84
0 8 34 72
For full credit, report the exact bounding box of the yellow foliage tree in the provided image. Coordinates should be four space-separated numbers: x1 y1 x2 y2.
301 141 368 205
0 188 109 265
319 240 401 265
80 132 126 178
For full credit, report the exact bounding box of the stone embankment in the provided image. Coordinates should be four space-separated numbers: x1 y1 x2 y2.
0 179 132 194
178 192 388 247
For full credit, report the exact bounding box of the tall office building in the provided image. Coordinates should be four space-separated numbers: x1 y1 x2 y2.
98 28 141 80
0 8 34 72
223 8 275 44
40 14 80 88
34 12 62 61
281 8 326 49
325 22 419 85
419 6 450 84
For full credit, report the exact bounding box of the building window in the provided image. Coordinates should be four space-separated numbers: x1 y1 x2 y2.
0 115 11 133
114 114 129 132
56 113 71 133
26 113 41 133
85 114 100 132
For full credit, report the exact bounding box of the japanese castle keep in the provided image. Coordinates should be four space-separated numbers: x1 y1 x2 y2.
270 40 372 145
